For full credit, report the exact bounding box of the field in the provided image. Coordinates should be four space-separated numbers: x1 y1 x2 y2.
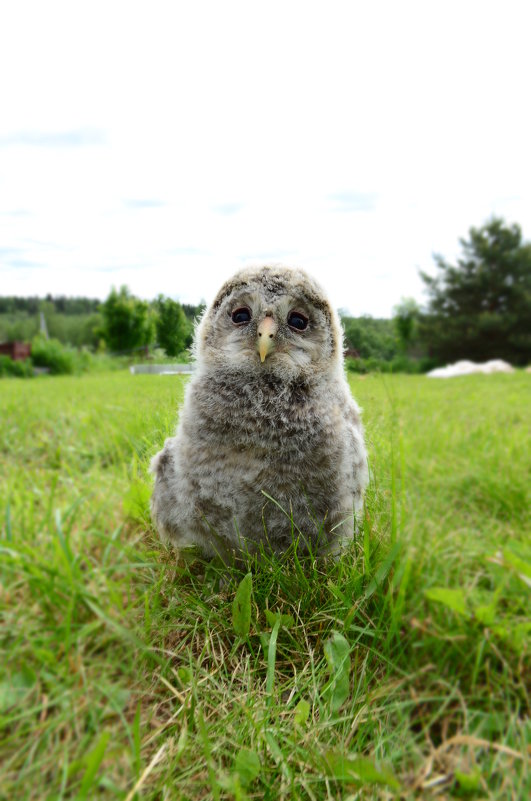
0 371 529 800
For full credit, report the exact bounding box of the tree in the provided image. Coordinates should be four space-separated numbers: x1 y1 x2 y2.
393 297 420 352
101 286 154 353
342 315 398 360
181 301 206 322
419 218 531 365
155 296 189 357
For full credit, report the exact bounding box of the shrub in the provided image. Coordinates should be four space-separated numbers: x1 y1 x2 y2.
342 316 399 360
346 357 390 374
75 349 127 373
0 355 34 378
346 356 436 374
31 337 76 375
389 355 421 374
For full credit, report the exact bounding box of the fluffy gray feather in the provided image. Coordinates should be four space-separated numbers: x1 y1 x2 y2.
150 265 368 559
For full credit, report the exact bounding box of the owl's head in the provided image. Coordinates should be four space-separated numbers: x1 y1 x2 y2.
194 265 344 379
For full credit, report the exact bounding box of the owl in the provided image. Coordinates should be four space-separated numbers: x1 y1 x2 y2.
150 265 368 561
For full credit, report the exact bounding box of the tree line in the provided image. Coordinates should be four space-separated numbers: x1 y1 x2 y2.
1 218 529 366
0 295 102 315
0 292 206 357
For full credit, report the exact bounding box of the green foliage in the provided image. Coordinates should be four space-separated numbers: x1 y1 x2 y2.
0 310 103 349
0 296 104 351
83 349 125 374
425 587 469 617
154 296 189 357
342 315 399 360
181 301 206 322
0 347 126 380
232 572 252 637
346 354 438 374
30 336 76 374
0 295 101 315
47 312 104 349
321 632 351 712
0 372 529 799
233 748 261 788
0 355 33 377
264 609 294 629
425 546 531 652
455 768 482 792
101 286 154 353
420 217 531 365
323 752 400 790
293 699 310 727
26 338 124 377
78 731 111 800
393 297 420 351
0 312 39 343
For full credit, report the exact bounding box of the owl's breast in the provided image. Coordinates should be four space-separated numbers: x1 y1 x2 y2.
167 369 364 553
189 372 329 454
182 373 349 507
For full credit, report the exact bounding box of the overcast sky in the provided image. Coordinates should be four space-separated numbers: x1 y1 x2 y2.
1 1 530 317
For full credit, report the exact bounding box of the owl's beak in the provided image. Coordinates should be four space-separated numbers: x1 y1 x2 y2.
257 316 277 362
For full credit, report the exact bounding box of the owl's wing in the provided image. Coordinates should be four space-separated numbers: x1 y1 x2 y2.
343 396 369 510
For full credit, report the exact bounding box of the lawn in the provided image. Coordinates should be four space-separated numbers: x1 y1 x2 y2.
0 371 529 800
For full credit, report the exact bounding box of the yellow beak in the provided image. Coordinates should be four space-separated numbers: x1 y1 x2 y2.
257 316 277 362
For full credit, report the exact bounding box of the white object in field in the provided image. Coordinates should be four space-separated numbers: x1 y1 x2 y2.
129 363 193 375
427 359 515 378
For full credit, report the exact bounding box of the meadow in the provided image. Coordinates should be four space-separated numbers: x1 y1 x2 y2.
0 370 529 800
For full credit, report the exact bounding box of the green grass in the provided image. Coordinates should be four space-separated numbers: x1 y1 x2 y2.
0 371 529 800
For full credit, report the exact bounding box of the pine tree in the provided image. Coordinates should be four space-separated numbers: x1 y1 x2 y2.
419 218 531 364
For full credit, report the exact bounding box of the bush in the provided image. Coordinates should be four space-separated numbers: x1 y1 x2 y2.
0 355 34 378
31 337 76 375
389 355 421 374
346 356 437 374
346 357 386 374
75 350 128 373
418 356 440 373
0 341 131 378
342 316 399 360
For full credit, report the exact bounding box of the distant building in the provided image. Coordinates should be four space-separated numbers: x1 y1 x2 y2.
0 341 32 361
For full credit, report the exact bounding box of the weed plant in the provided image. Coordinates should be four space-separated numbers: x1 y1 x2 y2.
0 372 529 799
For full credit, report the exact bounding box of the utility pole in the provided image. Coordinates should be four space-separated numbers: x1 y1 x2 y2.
39 311 49 339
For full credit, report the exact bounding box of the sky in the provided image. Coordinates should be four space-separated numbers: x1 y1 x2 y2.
1 0 530 317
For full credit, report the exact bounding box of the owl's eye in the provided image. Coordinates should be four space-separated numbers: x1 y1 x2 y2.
231 307 252 325
287 311 309 331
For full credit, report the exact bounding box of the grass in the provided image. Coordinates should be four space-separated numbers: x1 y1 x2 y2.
0 370 529 800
